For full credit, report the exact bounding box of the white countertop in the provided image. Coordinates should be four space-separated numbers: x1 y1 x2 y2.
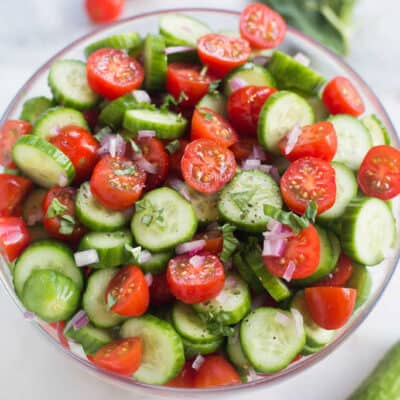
1 0 400 399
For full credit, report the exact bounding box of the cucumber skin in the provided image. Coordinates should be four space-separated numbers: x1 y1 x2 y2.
144 34 167 92
66 324 112 355
181 336 224 359
84 32 142 57
98 94 138 129
139 250 173 274
348 342 400 400
347 263 372 309
232 251 264 294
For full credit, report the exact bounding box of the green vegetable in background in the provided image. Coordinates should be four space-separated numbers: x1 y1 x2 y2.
262 0 359 55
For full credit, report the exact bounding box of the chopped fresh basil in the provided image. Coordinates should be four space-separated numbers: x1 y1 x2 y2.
114 165 136 176
220 223 240 263
46 198 68 218
165 140 180 154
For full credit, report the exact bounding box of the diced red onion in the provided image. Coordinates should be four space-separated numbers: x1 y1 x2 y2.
144 273 153 287
294 52 311 67
168 178 191 201
262 237 286 257
192 354 205 371
137 130 156 138
267 219 283 233
58 173 68 187
24 311 36 321
132 90 151 103
225 275 238 290
139 250 152 264
98 134 126 158
26 208 43 226
247 367 259 382
229 77 247 92
269 166 281 183
282 260 296 282
250 145 268 161
242 159 261 170
74 249 99 267
49 126 60 138
275 311 291 325
285 124 302 155
252 55 270 66
258 165 273 174
176 239 206 255
63 310 89 334
206 222 219 231
291 308 304 337
251 294 267 310
165 46 195 55
136 157 158 174
190 255 205 268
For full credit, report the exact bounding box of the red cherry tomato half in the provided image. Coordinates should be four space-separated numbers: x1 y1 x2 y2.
0 174 32 217
165 361 196 388
150 273 175 307
85 0 125 24
358 145 400 200
230 137 260 162
314 253 353 287
166 252 225 304
49 321 70 349
167 138 188 177
87 49 144 99
280 157 336 214
82 109 100 131
197 34 251 78
0 217 30 262
305 287 357 330
195 230 223 254
322 77 365 117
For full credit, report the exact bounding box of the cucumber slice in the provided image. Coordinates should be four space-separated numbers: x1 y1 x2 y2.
240 307 305 373
301 342 324 355
330 114 372 170
48 60 99 110
138 250 173 274
218 170 282 233
159 14 210 47
84 32 142 57
181 336 224 359
362 114 391 146
22 269 80 322
13 135 75 188
83 269 125 328
98 94 138 129
232 251 264 294
258 91 315 154
167 49 199 64
28 225 50 242
14 240 83 297
341 197 396 265
123 109 187 140
193 273 251 325
22 188 47 226
226 326 251 370
185 184 220 224
307 97 329 121
120 315 185 384
66 323 112 355
347 263 372 309
32 106 88 141
20 96 53 124
143 34 167 92
197 92 227 117
78 230 133 269
268 51 326 96
223 63 276 97
131 187 198 252
76 182 132 232
318 162 358 221
171 302 222 344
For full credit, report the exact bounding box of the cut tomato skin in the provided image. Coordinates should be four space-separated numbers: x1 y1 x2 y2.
322 77 365 116
87 49 144 100
191 107 238 148
239 3 287 49
193 355 241 388
230 137 261 163
263 224 321 280
0 217 30 262
165 361 196 388
49 321 70 349
88 337 142 376
279 121 338 162
195 230 223 254
150 273 175 307
314 253 353 287
358 145 400 200
167 252 225 304
280 157 336 214
167 138 188 177
85 0 125 24
0 174 32 217
305 287 357 330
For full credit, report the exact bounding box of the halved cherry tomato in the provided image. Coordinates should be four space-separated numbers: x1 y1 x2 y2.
85 0 125 24
88 337 142 376
195 230 223 254
263 224 320 280
50 125 100 183
314 254 353 287
279 121 338 162
150 273 175 306
227 85 277 136
181 139 236 194
305 287 357 330
197 34 251 78
167 252 225 304
239 3 287 49
322 77 365 116
42 187 86 242
0 174 32 217
230 137 259 162
280 157 336 214
165 361 196 388
194 355 241 388
90 155 146 210
87 49 144 99
83 109 100 131
191 107 238 147
49 321 70 349
168 138 188 177
0 217 30 262
358 145 400 200
0 120 31 168
166 63 216 108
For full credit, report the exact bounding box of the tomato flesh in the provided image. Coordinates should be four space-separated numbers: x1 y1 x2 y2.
0 217 30 262
85 0 125 23
195 230 223 254
0 174 32 217
167 138 188 177
165 361 196 388
314 253 353 287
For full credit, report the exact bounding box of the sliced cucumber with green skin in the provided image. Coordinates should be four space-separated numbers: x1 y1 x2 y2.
268 51 326 96
14 240 83 297
301 342 324 356
123 109 187 140
362 114 391 146
197 92 227 118
185 184 220 224
347 263 372 309
76 182 132 232
226 327 251 370
22 188 47 226
258 91 315 154
159 14 211 47
182 336 224 359
218 170 282 233
79 230 133 269
13 135 75 188
232 251 264 294
167 49 200 64
171 302 222 344
48 60 99 110
120 315 185 384
240 307 305 373
138 250 173 274
32 106 88 141
84 32 142 57
20 96 53 124
22 269 80 323
223 63 276 97
98 93 138 129
318 162 358 221
340 197 396 265
66 323 112 355
143 34 167 92
330 115 372 170
131 187 198 252
28 225 50 242
307 97 329 121
83 269 125 328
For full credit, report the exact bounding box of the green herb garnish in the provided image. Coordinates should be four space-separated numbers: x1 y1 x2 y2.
114 165 136 176
160 91 188 112
94 127 112 142
220 224 240 263
46 198 68 218
208 79 222 94
165 140 180 154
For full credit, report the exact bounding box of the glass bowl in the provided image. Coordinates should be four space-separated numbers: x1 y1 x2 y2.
0 8 399 400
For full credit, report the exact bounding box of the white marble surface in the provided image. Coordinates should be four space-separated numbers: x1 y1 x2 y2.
1 0 400 399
